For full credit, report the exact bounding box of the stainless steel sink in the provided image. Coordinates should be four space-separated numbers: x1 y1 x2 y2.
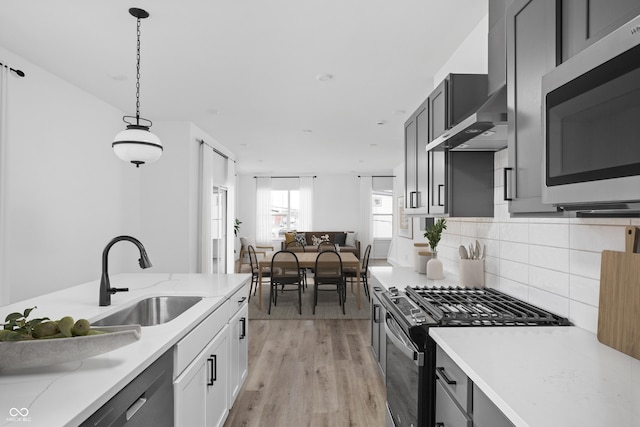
92 296 204 327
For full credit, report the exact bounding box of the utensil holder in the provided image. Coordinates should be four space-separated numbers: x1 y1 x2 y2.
459 259 484 287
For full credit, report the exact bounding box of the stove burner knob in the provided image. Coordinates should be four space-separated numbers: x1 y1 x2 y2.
389 286 399 296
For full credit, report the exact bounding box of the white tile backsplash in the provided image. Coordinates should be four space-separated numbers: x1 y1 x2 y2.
427 149 636 334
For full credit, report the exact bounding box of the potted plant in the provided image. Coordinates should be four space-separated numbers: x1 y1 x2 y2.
423 218 446 279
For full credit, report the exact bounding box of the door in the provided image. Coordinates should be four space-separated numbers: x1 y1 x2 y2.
211 186 228 274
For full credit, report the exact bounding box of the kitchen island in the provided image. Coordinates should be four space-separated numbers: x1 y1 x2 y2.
0 273 249 427
370 266 640 427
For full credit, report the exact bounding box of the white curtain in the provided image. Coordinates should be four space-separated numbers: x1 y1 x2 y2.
0 65 9 304
298 176 314 231
255 177 272 245
359 176 373 252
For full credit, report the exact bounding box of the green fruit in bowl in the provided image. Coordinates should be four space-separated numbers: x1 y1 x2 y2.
32 321 60 338
72 319 91 336
56 316 74 337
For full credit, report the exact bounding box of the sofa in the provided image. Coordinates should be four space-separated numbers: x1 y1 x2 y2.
281 231 360 258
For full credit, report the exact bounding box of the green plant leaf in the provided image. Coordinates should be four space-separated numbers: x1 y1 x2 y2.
5 312 22 322
23 306 37 318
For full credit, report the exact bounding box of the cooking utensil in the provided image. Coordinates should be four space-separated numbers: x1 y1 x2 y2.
598 226 640 360
459 245 468 259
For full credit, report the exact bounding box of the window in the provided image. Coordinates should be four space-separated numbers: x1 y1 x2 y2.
271 190 300 239
372 190 392 238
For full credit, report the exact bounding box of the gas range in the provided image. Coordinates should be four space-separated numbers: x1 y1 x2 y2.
383 285 570 332
381 285 571 427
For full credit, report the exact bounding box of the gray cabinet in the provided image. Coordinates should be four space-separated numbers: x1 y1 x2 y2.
428 74 488 143
561 0 640 62
435 344 514 427
370 283 386 380
505 0 562 215
404 99 429 210
428 150 495 217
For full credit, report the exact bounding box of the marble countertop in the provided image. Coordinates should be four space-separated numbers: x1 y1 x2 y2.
0 273 250 427
430 326 640 427
369 266 640 427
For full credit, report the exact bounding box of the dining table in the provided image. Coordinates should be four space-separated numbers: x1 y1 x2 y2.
257 251 363 311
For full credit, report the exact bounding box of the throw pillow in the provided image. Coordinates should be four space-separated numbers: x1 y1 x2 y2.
240 237 256 249
311 234 331 245
294 233 307 246
334 233 347 246
345 232 357 247
284 232 297 244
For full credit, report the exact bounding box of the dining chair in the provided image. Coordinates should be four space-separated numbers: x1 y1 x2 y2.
344 244 371 300
285 240 308 289
269 250 304 315
313 250 345 315
248 245 270 301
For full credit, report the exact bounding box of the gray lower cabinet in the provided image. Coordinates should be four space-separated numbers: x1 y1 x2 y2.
370 282 386 380
561 0 640 62
505 0 563 215
435 345 514 427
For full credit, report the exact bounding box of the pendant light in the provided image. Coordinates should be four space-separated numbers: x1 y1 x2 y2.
112 8 163 167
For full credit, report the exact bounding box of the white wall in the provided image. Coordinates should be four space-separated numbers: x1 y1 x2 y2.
0 46 141 303
235 174 362 249
433 15 489 85
139 121 236 274
0 46 238 304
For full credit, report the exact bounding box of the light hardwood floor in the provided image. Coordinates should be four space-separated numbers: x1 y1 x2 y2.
224 319 386 426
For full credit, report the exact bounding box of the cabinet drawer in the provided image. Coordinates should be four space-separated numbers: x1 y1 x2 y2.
435 378 472 427
174 299 229 378
228 282 249 317
436 345 472 411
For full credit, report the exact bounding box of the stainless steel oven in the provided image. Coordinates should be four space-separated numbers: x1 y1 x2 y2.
542 13 640 211
380 286 570 427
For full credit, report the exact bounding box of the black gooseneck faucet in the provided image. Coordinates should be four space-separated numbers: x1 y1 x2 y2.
99 235 153 306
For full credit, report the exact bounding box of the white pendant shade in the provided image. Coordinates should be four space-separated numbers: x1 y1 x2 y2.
112 127 163 166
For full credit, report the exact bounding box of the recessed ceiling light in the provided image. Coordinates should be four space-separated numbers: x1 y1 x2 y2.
377 120 386 125
370 143 378 148
110 74 127 81
316 73 334 82
206 108 219 115
392 110 405 115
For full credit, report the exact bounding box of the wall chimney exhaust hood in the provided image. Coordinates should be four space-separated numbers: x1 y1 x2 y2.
425 85 508 152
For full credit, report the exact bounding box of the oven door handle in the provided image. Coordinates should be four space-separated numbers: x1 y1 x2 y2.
385 314 424 366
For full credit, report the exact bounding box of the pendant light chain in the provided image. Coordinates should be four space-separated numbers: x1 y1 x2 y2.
135 16 142 123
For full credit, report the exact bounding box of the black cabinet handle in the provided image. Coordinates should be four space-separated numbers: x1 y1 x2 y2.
504 167 513 201
437 185 445 206
435 423 445 427
373 304 381 323
410 191 418 208
435 367 456 385
207 355 217 386
240 317 246 339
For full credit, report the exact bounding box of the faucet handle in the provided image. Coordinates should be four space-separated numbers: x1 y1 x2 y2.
109 287 129 294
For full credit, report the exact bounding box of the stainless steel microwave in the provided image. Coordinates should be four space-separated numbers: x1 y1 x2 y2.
542 14 640 212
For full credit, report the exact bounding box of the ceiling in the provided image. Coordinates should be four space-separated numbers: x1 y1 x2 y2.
0 0 488 175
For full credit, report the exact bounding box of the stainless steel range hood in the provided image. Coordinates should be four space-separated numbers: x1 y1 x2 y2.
425 85 508 152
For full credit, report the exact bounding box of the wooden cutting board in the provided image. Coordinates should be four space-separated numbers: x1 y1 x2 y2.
598 226 640 359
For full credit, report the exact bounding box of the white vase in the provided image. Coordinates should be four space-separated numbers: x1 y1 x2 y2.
426 252 444 280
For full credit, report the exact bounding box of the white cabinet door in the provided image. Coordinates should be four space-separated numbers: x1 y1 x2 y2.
174 349 208 426
228 303 248 407
206 325 229 427
174 325 229 427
